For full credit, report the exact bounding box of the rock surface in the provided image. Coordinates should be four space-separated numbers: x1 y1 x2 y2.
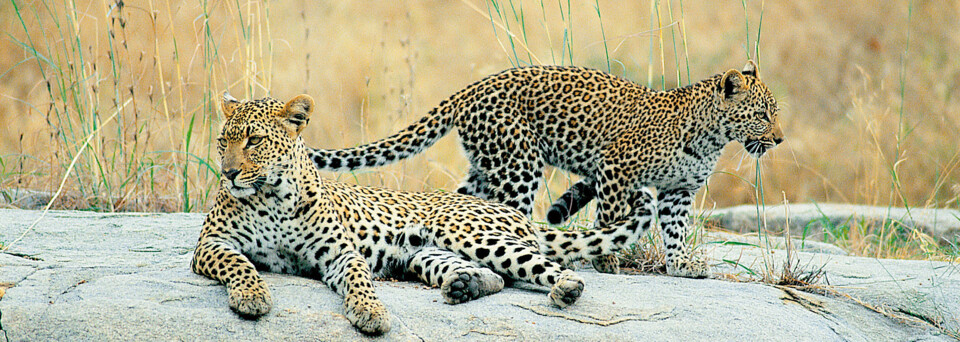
706 203 960 246
1 209 957 341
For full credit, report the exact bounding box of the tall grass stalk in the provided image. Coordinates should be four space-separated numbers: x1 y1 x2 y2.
3 0 278 212
558 0 573 65
4 98 129 250
890 0 914 213
876 0 916 259
677 0 691 85
652 1 665 90
593 2 610 73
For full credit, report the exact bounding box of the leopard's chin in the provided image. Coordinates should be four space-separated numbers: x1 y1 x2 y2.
224 175 268 198
228 185 257 198
743 138 776 158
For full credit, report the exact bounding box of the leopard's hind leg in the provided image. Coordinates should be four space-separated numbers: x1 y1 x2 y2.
446 232 585 308
457 106 543 217
407 247 504 304
455 165 491 200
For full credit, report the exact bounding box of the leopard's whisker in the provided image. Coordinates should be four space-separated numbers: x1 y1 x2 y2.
735 149 749 171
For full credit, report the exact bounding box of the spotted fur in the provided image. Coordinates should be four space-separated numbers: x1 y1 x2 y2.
308 61 784 278
192 93 658 335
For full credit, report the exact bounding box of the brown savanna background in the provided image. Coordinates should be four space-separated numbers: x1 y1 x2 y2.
1 1 957 221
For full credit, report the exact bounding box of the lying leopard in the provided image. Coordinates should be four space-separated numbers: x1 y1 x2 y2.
308 61 783 277
191 93 658 335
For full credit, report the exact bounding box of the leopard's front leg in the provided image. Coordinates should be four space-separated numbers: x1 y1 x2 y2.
657 188 710 278
192 238 273 318
322 249 391 335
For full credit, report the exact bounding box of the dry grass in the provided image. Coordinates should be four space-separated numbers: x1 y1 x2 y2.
1 1 958 257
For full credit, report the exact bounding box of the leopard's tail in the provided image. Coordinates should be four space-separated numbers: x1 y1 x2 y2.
308 103 455 171
545 178 597 225
307 79 485 172
535 190 657 266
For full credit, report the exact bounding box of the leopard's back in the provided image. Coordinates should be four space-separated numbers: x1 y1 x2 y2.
449 66 651 177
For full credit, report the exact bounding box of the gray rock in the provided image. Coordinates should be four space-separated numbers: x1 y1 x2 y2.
708 240 960 335
705 230 849 255
1 209 956 341
706 203 960 246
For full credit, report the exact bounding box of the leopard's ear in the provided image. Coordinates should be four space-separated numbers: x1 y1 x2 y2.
718 69 749 109
221 91 241 119
742 60 759 78
281 94 314 136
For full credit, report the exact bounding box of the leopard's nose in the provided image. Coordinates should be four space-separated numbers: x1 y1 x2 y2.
222 169 240 181
773 136 784 144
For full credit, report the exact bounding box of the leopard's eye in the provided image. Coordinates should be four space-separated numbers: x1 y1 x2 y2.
756 111 771 122
247 136 263 147
217 137 227 148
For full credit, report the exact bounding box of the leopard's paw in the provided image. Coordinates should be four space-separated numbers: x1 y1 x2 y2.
666 255 710 279
346 299 391 335
228 279 273 318
591 254 620 274
441 268 504 304
549 270 584 308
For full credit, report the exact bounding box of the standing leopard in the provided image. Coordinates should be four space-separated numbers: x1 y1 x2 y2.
191 93 660 335
308 61 784 278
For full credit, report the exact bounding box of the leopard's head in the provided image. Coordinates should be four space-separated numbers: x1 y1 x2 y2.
216 93 315 198
715 61 784 158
